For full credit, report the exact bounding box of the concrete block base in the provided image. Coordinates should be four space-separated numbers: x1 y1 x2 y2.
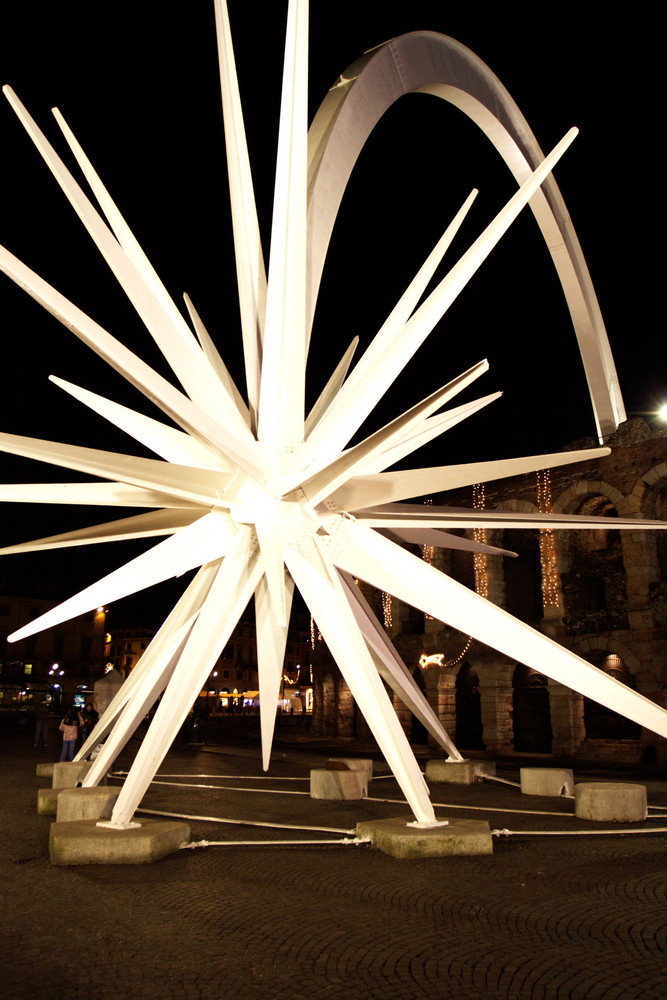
35 762 55 779
49 818 191 865
425 759 496 785
310 767 365 800
52 761 104 789
575 782 647 822
56 786 122 822
328 758 373 785
357 816 493 858
37 787 64 816
520 767 574 797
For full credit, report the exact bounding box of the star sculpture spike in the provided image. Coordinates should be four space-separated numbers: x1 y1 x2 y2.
2 0 667 829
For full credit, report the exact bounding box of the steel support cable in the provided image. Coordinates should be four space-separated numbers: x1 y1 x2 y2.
136 806 354 835
181 837 370 849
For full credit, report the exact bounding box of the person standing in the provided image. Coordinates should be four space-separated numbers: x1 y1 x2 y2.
80 702 99 744
58 707 83 762
33 698 50 748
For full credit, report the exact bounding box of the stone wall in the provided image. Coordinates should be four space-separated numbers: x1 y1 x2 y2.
310 420 667 764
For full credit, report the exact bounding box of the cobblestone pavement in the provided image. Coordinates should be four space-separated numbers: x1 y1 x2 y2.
2 719 667 1000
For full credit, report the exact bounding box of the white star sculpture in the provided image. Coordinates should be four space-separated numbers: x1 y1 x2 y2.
1 1 666 829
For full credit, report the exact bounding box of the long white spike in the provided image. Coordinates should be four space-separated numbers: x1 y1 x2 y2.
355 506 667 532
0 482 199 508
300 361 488 505
49 376 230 471
304 189 478 459
78 563 218 766
258 0 308 457
4 87 249 437
305 336 359 435
327 518 667 739
340 572 462 759
213 0 267 427
8 510 236 642
0 431 232 507
354 393 502 476
381 527 517 559
332 446 612 511
107 529 261 827
285 534 436 824
52 105 226 390
82 630 188 784
0 509 204 555
182 293 250 424
0 244 265 482
306 133 577 464
255 519 289 629
255 572 294 770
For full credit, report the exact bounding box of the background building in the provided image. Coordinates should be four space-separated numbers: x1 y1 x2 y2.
312 419 667 763
0 599 106 709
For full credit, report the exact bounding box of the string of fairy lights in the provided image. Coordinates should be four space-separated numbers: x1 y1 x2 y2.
421 499 434 619
472 482 489 601
536 468 560 607
310 475 560 666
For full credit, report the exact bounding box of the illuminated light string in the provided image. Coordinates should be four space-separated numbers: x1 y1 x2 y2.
536 469 560 608
472 483 489 601
381 590 393 629
309 615 321 650
421 498 435 619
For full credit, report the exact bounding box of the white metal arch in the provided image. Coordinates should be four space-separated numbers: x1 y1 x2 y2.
306 30 625 443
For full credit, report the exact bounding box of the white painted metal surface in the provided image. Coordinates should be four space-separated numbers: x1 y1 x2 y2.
0 1 663 826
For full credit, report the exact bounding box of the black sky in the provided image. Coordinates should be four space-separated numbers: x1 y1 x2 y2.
0 2 662 625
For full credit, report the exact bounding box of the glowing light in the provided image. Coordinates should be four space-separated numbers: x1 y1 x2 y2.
419 653 444 669
472 483 489 601
536 468 559 608
382 591 393 629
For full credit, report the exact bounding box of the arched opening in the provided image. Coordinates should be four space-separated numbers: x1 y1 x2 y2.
503 530 542 623
455 662 484 750
561 496 627 634
410 666 429 745
583 652 641 740
512 664 552 753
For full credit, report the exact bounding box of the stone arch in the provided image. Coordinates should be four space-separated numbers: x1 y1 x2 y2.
580 649 641 741
571 636 642 678
632 467 667 584
552 480 626 517
455 660 484 751
307 31 624 441
570 638 643 746
557 486 628 632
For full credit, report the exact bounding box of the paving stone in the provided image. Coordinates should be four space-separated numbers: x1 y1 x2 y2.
3 731 667 999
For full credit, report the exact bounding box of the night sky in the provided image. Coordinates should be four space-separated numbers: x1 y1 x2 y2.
0 2 662 627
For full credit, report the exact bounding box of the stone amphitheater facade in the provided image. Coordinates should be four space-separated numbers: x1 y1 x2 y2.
312 419 667 764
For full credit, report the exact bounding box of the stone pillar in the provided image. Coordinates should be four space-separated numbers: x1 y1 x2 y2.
478 668 513 755
549 681 585 756
621 530 658 614
436 668 456 737
336 678 355 738
392 692 411 737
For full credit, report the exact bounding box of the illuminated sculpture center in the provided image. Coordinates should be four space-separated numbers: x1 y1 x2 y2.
0 1 666 829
